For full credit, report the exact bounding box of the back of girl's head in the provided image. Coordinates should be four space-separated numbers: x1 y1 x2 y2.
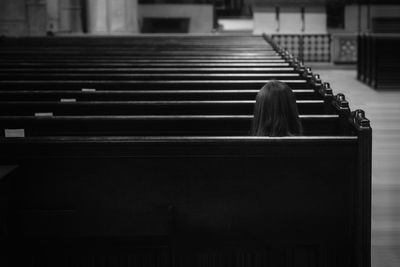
251 80 303 136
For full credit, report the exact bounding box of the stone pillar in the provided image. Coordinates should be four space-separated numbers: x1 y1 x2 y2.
87 0 138 34
46 0 84 34
46 0 59 33
0 0 28 36
26 0 47 36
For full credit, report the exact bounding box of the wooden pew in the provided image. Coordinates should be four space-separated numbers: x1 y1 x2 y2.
0 110 371 267
0 79 308 90
0 86 347 137
0 100 325 115
0 35 371 267
0 62 292 68
0 67 295 73
0 57 283 62
0 89 320 101
0 114 341 137
0 51 279 57
357 33 400 89
0 73 301 81
0 35 276 47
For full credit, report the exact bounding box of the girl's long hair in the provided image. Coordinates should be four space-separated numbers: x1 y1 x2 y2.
251 80 303 136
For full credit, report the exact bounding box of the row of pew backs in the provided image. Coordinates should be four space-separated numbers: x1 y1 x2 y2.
0 34 372 267
358 33 400 89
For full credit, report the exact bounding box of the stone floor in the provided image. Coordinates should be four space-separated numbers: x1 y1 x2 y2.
309 64 400 267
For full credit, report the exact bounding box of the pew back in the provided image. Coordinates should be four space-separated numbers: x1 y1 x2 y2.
0 134 370 267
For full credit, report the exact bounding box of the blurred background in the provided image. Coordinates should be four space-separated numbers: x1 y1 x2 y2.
1 0 400 64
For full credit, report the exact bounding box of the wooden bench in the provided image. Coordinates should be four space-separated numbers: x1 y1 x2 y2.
0 73 301 81
0 114 341 137
0 67 295 73
0 35 371 267
0 62 292 68
0 111 371 267
0 89 320 101
357 33 400 89
0 79 309 90
0 100 325 115
0 35 276 48
0 85 348 137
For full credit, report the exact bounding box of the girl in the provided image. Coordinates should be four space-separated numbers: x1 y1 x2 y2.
252 80 303 136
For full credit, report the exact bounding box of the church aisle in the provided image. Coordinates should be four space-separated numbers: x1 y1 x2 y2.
311 66 400 267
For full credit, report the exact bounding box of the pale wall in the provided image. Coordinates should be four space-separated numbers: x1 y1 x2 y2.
0 0 139 36
2 2 214 36
253 7 276 35
304 6 326 34
87 0 138 34
218 19 253 32
253 6 326 34
138 4 213 34
279 6 302 34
